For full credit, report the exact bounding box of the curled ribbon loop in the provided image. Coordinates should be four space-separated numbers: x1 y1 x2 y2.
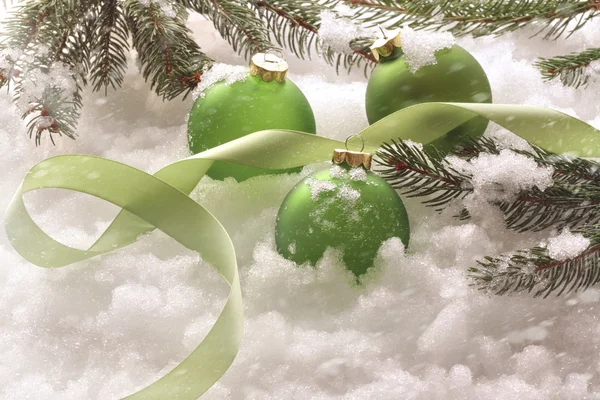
4 102 600 399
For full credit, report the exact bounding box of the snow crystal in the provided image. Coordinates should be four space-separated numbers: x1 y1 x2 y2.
400 27 455 73
447 149 554 202
349 167 367 181
288 242 296 255
191 63 248 99
330 164 368 182
485 126 535 152
306 177 337 200
336 184 360 202
329 163 347 179
546 228 590 261
318 6 375 54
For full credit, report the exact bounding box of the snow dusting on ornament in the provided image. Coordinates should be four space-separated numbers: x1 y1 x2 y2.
546 228 590 261
349 167 367 181
400 27 455 73
307 177 337 200
329 164 347 179
337 184 360 202
191 63 248 99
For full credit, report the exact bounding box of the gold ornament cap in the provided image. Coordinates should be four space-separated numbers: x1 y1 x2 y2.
249 51 288 83
332 149 372 170
332 135 372 169
370 28 402 61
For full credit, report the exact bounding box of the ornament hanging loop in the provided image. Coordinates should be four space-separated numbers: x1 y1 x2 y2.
344 134 365 152
264 48 285 63
334 135 371 169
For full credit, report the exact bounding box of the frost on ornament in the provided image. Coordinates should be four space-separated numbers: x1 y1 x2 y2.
329 164 368 182
400 27 455 73
318 5 375 54
337 184 360 203
546 229 590 261
307 177 337 201
349 167 367 181
191 63 248 99
446 149 554 203
329 164 347 179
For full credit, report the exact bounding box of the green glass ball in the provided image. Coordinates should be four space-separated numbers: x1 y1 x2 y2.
275 164 410 277
365 45 492 155
188 73 317 182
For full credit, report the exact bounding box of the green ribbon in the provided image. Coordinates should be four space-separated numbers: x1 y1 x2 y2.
4 102 600 399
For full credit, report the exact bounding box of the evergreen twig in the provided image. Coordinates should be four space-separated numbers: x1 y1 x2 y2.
125 0 212 100
536 47 600 88
181 0 277 58
470 236 600 298
253 0 376 74
349 0 600 39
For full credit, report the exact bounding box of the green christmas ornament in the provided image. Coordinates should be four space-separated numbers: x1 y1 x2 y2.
188 53 317 182
275 144 410 277
365 29 492 154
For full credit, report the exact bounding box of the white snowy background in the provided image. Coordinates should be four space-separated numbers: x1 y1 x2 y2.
1 7 600 400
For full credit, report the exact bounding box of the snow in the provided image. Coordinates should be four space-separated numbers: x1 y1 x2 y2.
400 27 456 73
546 228 590 261
192 62 248 99
318 5 375 54
447 149 555 202
135 0 176 18
349 167 367 182
307 176 337 201
589 60 600 84
0 10 600 400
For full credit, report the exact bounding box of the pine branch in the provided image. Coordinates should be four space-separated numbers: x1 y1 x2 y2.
378 137 600 232
1 0 90 144
535 47 600 88
90 0 130 93
377 140 473 209
470 234 600 297
380 137 600 297
124 0 212 101
349 0 600 39
253 0 324 60
181 0 277 58
253 0 376 74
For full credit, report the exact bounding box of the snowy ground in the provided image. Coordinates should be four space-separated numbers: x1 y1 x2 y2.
1 11 600 400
